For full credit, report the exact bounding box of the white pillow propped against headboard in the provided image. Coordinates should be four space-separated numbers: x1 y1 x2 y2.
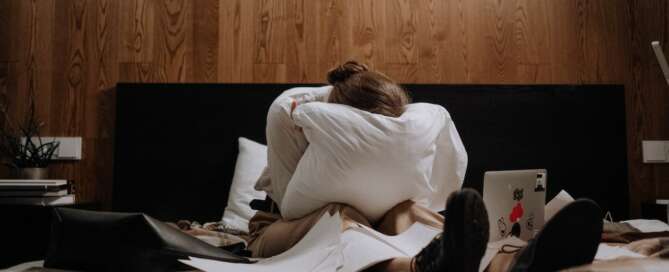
222 137 268 232
281 102 467 222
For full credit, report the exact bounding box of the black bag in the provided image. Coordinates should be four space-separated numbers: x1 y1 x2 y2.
44 208 251 271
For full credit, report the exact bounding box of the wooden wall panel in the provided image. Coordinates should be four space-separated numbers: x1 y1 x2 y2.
119 62 158 82
193 0 219 82
284 0 319 82
12 0 55 132
438 0 470 82
346 0 383 71
316 0 347 77
218 0 255 82
0 1 14 62
515 0 552 83
1 0 666 217
254 0 286 65
385 0 417 65
0 63 7 179
154 0 193 82
119 0 155 63
52 0 89 137
86 0 119 139
0 63 9 115
50 0 91 202
627 0 669 216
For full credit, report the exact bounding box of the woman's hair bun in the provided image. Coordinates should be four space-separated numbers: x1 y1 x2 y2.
327 61 369 84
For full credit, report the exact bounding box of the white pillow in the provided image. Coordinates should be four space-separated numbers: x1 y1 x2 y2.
426 108 468 211
222 137 268 232
281 102 464 222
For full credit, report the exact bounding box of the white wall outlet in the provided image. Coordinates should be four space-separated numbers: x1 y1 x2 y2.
21 137 82 160
642 140 669 163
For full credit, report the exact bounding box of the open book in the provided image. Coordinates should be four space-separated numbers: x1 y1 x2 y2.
181 212 440 272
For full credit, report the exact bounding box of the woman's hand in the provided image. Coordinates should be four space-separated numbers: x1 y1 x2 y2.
289 98 304 133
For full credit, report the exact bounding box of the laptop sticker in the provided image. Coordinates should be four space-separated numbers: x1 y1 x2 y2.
497 217 507 239
509 188 524 238
526 213 535 232
534 173 546 192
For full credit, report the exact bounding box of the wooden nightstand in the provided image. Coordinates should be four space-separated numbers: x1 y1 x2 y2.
0 202 99 269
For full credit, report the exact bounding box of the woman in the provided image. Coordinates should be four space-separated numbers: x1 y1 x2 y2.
248 61 603 272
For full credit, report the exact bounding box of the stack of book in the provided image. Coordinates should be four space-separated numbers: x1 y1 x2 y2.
0 179 75 206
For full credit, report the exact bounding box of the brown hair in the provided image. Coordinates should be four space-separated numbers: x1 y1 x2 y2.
327 61 410 117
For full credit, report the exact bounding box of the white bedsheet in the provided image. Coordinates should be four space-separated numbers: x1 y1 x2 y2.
4 260 43 271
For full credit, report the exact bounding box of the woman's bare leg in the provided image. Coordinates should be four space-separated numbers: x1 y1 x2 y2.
366 200 444 271
247 203 371 258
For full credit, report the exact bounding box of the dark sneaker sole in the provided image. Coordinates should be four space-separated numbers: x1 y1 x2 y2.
509 198 603 272
442 188 490 272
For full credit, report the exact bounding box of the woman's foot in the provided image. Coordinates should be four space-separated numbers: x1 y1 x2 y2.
413 188 490 272
508 198 603 272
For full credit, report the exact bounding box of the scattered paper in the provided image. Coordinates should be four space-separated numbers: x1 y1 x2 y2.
545 190 574 222
182 211 444 272
621 219 669 233
181 212 343 272
338 223 440 272
353 222 441 256
338 229 405 272
595 244 645 261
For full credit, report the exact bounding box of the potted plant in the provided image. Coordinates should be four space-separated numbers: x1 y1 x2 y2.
0 91 59 179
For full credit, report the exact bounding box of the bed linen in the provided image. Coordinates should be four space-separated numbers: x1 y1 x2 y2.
221 137 267 233
9 244 669 272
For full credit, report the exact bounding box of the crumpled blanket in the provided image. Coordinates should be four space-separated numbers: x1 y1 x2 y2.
168 220 252 256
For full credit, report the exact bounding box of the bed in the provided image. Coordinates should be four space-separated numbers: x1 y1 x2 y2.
7 83 638 271
112 83 629 222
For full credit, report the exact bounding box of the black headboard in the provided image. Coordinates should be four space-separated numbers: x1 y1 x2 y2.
113 84 628 222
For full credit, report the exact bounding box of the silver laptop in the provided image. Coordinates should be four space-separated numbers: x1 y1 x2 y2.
482 169 547 242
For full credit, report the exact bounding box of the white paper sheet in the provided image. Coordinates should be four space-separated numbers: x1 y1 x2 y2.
595 244 646 261
181 212 343 272
622 219 669 233
338 222 440 272
182 211 445 272
544 190 574 222
338 229 404 272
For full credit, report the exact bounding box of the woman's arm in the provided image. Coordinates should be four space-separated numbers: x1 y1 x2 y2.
254 86 332 208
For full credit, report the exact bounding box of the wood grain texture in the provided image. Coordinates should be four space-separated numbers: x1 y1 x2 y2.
52 0 89 137
119 62 158 82
0 63 9 112
218 0 255 82
254 0 286 64
0 63 17 125
193 0 219 82
13 0 55 132
86 0 119 138
119 0 155 62
154 0 193 82
514 0 552 83
284 0 319 82
627 0 669 216
0 62 7 176
1 0 665 216
437 0 470 82
0 1 14 62
385 0 417 65
316 0 345 75
346 0 385 72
